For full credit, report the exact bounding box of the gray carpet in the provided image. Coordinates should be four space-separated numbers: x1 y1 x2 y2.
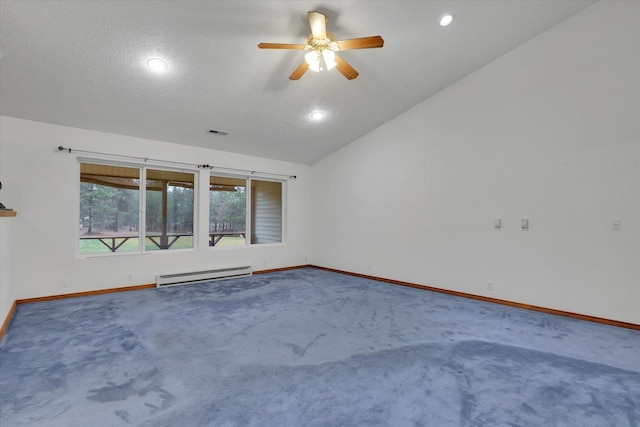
1 267 639 426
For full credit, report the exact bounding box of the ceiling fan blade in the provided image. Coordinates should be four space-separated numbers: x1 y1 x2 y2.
289 61 310 80
337 36 384 50
308 11 327 39
258 43 306 50
335 55 359 80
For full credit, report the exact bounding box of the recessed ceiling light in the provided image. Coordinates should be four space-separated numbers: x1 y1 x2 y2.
439 14 454 27
310 111 325 120
147 58 168 72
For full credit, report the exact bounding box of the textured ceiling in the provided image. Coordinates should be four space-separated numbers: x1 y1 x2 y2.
0 1 595 164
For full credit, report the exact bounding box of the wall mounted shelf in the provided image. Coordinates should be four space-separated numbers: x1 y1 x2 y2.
0 211 17 217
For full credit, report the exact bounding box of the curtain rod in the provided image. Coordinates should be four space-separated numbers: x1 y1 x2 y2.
57 146 297 179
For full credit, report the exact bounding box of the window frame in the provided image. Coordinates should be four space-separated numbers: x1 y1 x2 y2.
207 173 249 249
208 173 286 249
77 158 198 258
248 177 285 246
75 158 287 258
143 165 198 253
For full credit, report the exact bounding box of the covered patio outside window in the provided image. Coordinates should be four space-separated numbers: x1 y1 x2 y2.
79 163 194 253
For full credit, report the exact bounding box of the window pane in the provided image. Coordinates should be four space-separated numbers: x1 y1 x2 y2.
79 163 140 254
251 180 282 244
145 169 195 251
209 176 246 247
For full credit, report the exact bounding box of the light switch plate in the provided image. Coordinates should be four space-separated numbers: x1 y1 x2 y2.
521 218 529 230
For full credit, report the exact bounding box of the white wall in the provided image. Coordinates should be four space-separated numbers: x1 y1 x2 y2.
310 1 640 324
0 116 312 302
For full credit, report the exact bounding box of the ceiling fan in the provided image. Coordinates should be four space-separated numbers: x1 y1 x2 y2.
258 11 384 80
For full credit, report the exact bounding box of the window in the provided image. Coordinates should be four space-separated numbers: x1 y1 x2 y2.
251 180 282 244
145 169 194 251
79 163 141 254
209 176 246 247
209 175 283 247
78 160 284 255
79 161 195 255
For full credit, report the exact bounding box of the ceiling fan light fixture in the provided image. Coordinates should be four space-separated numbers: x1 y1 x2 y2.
322 49 337 71
304 49 337 72
304 51 320 72
258 11 383 80
439 14 454 27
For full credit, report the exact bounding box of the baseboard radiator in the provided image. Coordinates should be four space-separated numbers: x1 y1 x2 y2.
156 266 252 287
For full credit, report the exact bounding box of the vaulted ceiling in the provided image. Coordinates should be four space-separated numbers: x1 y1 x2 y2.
0 1 595 164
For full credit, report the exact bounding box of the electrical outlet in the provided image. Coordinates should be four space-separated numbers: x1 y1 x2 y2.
612 219 621 230
521 218 529 230
127 274 133 282
368 264 372 271
487 281 494 291
60 278 69 288
494 218 502 229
